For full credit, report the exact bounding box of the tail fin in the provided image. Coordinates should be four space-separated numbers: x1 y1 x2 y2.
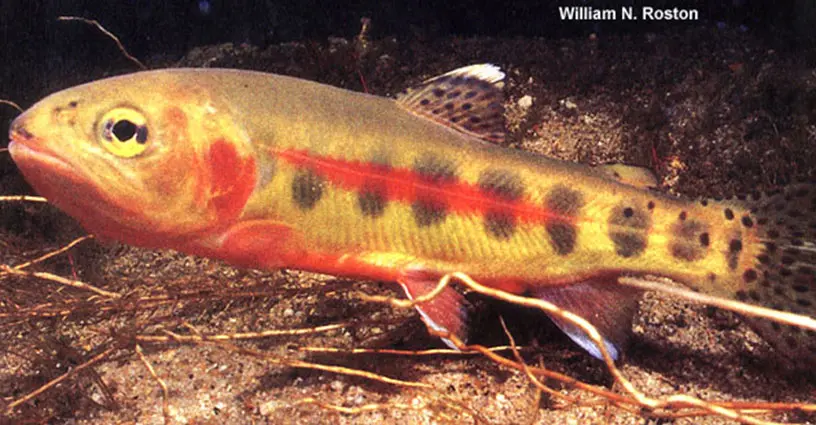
738 183 816 366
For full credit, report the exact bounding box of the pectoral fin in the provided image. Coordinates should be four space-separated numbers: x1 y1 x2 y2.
214 220 294 269
532 278 642 361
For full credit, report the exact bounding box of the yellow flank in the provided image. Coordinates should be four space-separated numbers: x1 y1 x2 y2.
238 77 755 292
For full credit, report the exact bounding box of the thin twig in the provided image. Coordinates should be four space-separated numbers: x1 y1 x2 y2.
135 344 170 424
10 235 94 271
498 316 579 404
287 358 432 388
57 16 146 70
136 323 346 343
291 398 420 415
291 395 472 422
0 99 23 113
5 347 116 413
0 265 120 299
619 275 816 332
211 340 433 390
0 195 47 203
297 345 520 356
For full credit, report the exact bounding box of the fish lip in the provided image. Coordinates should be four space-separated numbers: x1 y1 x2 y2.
8 127 160 243
8 136 77 182
7 126 99 210
9 136 130 234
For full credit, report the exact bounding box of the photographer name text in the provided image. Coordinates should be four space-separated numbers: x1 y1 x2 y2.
559 6 699 21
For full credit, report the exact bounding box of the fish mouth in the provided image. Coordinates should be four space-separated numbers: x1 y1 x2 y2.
9 140 77 190
8 122 124 231
9 123 83 200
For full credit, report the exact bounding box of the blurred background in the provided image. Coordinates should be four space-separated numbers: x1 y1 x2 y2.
0 1 811 76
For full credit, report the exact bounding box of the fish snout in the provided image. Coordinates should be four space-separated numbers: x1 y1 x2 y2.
9 98 80 148
9 115 34 143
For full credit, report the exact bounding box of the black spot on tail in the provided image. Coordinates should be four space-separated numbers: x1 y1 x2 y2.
733 183 816 365
727 237 743 270
669 219 708 262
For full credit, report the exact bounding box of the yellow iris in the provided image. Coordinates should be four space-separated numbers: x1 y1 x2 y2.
98 107 149 158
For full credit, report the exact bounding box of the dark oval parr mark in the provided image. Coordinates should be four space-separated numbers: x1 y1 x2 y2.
292 169 325 210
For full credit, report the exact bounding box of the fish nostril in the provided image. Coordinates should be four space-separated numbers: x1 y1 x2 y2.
9 119 33 140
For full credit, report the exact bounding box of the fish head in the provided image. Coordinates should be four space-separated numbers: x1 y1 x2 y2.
8 70 257 248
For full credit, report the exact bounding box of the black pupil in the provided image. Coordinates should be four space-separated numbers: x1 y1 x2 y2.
112 120 137 142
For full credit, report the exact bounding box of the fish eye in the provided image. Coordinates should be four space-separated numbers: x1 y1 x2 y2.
98 107 149 158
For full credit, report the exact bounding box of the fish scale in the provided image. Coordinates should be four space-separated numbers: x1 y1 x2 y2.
7 65 814 365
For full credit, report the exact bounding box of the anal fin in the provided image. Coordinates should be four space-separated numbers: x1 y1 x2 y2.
399 269 471 349
532 278 642 361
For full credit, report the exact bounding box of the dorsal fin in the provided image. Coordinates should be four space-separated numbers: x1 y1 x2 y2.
396 64 506 143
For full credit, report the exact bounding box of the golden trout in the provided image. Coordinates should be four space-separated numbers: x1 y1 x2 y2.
7 65 815 363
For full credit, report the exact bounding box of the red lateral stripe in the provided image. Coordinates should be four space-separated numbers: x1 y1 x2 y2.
276 148 567 223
